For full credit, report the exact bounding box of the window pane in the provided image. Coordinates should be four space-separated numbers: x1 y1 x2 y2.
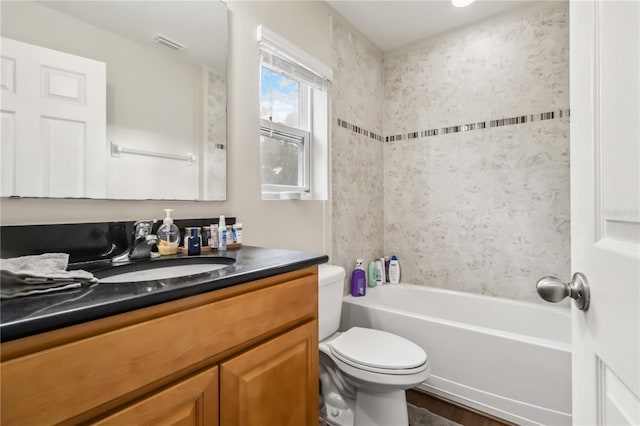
260 66 300 128
260 131 303 187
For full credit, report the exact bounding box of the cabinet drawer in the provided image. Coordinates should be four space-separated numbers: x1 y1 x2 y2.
1 273 317 425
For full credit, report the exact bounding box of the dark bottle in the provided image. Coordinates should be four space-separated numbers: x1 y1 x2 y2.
187 227 201 256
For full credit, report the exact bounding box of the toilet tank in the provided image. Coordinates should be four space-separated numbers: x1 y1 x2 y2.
318 264 346 340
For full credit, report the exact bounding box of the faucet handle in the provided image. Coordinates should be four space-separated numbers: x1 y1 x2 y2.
133 219 156 238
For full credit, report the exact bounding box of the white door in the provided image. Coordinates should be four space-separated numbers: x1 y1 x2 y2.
570 1 640 425
0 37 106 198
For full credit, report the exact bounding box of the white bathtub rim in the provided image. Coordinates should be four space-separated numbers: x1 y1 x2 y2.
342 291 571 352
347 283 571 316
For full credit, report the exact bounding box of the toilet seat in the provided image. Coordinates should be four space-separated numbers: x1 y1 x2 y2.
327 327 428 375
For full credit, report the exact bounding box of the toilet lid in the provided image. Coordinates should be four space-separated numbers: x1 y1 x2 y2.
328 327 427 370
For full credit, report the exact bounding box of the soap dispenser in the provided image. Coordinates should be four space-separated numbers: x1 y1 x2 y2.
157 209 180 255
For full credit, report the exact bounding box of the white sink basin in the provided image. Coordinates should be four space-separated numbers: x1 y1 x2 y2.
99 263 230 283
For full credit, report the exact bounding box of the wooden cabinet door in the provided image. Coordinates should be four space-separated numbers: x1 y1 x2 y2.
220 321 319 426
92 367 218 426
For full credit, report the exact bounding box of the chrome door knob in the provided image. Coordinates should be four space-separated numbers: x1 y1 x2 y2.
536 272 590 311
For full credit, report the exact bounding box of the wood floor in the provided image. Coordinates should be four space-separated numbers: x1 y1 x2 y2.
406 389 516 426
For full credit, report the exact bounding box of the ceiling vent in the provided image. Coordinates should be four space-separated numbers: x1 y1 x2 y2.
153 34 187 52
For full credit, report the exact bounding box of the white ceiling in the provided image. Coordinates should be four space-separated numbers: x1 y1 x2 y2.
41 1 227 73
327 0 537 52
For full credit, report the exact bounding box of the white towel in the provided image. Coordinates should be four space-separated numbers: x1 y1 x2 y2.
1 253 97 299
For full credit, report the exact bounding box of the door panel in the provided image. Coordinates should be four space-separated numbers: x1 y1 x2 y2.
41 117 86 197
220 322 319 426
570 1 640 424
1 111 16 195
0 37 106 198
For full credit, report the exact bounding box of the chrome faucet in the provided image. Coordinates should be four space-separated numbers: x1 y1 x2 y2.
112 220 158 263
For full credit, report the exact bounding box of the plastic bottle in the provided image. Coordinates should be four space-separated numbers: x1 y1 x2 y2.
384 256 391 282
233 223 243 244
218 216 227 250
350 259 366 297
388 255 400 284
156 209 180 255
209 224 219 249
375 259 384 286
187 228 201 256
368 261 377 287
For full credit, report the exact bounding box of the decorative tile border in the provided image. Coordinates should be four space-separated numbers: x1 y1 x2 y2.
336 118 384 142
384 109 570 142
336 109 569 143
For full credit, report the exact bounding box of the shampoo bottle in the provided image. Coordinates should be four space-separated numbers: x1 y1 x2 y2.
389 255 401 284
350 259 366 297
375 259 384 286
368 261 377 287
157 209 180 255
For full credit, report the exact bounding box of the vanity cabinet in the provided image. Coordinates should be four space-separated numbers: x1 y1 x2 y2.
93 366 219 426
0 266 319 426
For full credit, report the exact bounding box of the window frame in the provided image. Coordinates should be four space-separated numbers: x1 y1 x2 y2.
259 65 313 196
260 118 311 194
257 25 331 201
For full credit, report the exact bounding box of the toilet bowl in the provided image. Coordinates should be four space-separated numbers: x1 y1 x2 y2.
318 264 431 426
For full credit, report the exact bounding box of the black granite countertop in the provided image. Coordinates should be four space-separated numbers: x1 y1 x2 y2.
0 246 328 342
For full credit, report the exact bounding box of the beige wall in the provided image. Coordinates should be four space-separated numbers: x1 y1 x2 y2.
0 1 333 255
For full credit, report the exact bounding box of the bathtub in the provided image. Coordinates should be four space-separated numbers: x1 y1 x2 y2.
340 284 572 426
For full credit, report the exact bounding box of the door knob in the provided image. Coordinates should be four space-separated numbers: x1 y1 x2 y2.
536 272 590 311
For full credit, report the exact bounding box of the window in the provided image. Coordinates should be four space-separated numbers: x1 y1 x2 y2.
260 66 310 193
257 26 331 200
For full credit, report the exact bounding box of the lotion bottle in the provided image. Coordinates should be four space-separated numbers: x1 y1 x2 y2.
350 259 366 297
389 255 401 284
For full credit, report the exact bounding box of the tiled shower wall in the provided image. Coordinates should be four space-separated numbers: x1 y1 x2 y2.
330 14 384 289
382 2 570 304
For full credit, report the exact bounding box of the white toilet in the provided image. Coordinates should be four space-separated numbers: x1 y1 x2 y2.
318 264 431 426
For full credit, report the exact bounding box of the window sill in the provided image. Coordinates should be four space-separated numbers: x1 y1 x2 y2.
262 191 308 201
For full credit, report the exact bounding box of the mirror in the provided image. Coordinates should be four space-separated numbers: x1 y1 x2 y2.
1 1 227 200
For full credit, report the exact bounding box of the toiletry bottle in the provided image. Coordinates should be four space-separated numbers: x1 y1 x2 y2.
233 223 243 244
389 255 401 284
368 261 377 287
219 223 227 251
228 225 235 244
350 259 366 297
157 209 180 255
183 227 196 249
376 257 389 284
201 226 210 247
187 228 201 255
218 215 226 250
375 259 384 286
384 256 391 283
210 224 219 249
